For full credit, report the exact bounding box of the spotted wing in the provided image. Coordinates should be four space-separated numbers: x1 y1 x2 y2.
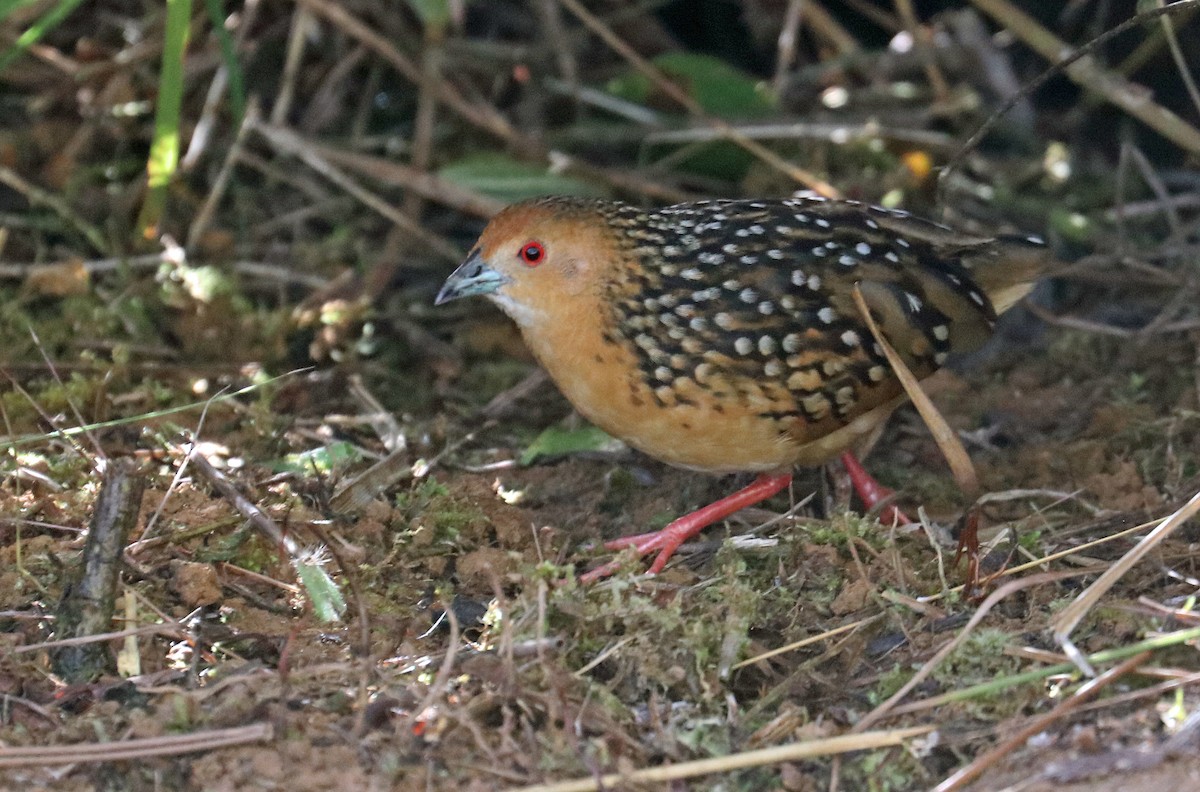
600 198 999 428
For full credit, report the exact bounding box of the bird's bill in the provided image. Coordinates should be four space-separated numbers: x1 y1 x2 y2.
434 250 509 305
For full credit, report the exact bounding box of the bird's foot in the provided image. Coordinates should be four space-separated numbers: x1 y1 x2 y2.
579 472 792 584
839 451 911 525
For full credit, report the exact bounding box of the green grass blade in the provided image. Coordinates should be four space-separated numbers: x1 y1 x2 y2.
0 0 87 75
202 0 245 126
136 0 194 239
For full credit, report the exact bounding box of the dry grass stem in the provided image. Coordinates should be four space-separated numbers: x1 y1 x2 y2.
513 726 933 792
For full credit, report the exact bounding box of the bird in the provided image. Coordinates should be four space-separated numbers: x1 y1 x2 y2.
435 195 1049 582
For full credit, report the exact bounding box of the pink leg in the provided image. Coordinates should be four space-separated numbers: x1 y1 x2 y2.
839 451 911 525
579 473 793 584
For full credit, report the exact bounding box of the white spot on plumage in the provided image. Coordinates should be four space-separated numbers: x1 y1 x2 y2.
841 330 860 347
802 393 830 418
855 242 871 256
764 360 783 377
868 365 886 382
905 292 923 312
681 267 703 280
734 337 754 355
791 269 806 285
884 251 900 263
690 317 707 331
897 238 911 248
723 243 738 254
767 249 784 259
740 288 758 303
812 246 828 257
839 255 858 267
758 301 774 315
815 218 831 228
715 312 735 330
788 369 820 391
808 274 822 290
818 306 836 324
932 324 949 341
758 336 776 355
782 334 801 353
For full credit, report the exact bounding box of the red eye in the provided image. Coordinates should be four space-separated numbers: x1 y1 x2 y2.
519 240 545 266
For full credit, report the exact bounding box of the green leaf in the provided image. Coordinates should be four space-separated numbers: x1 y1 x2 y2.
606 52 774 119
405 0 450 29
295 556 347 623
520 424 626 466
275 441 364 474
438 153 606 202
605 53 774 181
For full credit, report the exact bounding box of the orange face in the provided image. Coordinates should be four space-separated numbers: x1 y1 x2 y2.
436 200 616 332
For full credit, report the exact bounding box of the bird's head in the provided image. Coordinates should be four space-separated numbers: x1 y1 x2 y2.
435 198 616 329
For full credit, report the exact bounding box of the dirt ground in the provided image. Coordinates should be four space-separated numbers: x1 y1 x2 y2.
3 2 1200 790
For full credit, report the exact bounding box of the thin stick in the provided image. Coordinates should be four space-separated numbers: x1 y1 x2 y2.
294 0 517 143
853 570 1084 733
252 120 463 261
852 284 978 495
941 0 1200 206
187 100 259 249
772 0 806 96
0 164 109 255
556 0 837 196
0 723 273 767
512 726 932 792
932 651 1152 791
1052 487 1200 674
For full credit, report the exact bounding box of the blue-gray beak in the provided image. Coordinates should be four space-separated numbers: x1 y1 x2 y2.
435 250 508 305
